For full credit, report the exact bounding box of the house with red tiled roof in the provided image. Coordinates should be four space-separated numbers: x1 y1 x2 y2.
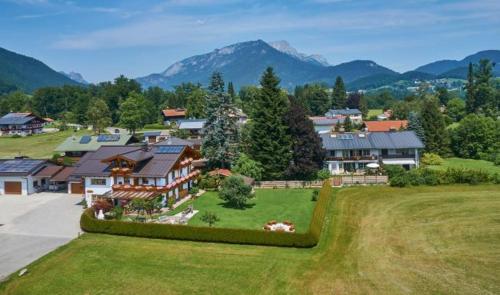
364 120 408 132
162 108 186 125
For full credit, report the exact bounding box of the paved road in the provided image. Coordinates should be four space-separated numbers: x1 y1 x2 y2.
0 193 83 281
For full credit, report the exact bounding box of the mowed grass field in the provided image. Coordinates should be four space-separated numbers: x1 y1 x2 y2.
428 157 500 175
1 185 499 294
368 109 383 117
171 189 316 233
0 129 90 159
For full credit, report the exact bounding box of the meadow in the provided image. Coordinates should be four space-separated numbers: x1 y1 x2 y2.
1 185 499 294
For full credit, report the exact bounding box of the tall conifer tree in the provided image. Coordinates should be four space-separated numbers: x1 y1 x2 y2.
331 76 347 109
248 67 291 180
202 72 239 168
285 96 325 180
421 98 450 155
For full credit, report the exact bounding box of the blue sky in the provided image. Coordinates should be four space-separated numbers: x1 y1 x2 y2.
1 0 499 83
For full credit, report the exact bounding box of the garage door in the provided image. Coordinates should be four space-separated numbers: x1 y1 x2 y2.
4 181 22 195
70 182 84 194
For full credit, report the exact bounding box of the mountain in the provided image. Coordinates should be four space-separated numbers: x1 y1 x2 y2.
346 71 437 91
415 50 500 75
60 71 88 84
0 47 80 93
268 40 329 66
136 40 397 90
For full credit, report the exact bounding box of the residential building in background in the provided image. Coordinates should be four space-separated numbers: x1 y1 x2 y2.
162 108 186 125
363 120 408 132
324 108 363 124
0 112 46 136
55 134 135 158
321 131 424 174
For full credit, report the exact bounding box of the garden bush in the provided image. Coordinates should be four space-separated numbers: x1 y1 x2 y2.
81 182 333 248
421 153 444 165
390 167 494 187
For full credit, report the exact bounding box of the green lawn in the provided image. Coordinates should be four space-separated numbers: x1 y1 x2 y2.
1 185 499 294
181 189 316 233
427 157 500 175
368 109 383 117
0 129 90 159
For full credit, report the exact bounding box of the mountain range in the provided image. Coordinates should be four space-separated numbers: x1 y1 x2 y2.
136 40 398 90
0 41 498 94
0 47 80 93
136 40 499 90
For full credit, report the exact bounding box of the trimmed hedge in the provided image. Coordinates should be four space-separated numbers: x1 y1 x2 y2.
390 167 497 187
80 182 333 248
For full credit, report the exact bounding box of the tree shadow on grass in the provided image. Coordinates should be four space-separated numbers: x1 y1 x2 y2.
217 202 256 210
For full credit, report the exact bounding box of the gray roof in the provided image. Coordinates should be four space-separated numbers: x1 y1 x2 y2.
320 131 424 150
178 119 206 130
143 131 161 137
55 134 134 153
312 118 345 126
325 108 361 117
0 159 46 176
155 137 194 147
0 113 45 125
72 144 191 178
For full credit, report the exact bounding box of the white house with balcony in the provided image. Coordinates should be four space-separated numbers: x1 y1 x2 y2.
320 131 424 175
71 143 200 206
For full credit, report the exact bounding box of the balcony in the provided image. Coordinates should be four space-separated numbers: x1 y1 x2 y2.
326 155 377 161
379 154 416 159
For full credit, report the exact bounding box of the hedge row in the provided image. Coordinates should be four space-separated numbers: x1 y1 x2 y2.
80 182 333 248
390 167 499 187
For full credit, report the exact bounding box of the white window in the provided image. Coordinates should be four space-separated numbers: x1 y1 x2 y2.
90 178 106 186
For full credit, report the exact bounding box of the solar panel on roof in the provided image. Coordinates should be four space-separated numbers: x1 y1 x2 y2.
155 146 184 154
0 160 43 173
96 134 121 142
339 134 354 140
79 135 91 144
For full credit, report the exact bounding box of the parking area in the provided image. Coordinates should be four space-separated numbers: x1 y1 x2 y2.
0 193 83 281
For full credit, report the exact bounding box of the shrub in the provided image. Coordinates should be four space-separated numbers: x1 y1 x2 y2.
189 187 200 195
219 176 253 209
383 165 406 178
316 169 331 180
390 174 411 187
80 182 333 248
311 190 319 201
421 153 444 166
200 211 219 227
198 174 220 190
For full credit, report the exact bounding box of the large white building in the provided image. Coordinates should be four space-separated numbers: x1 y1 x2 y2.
321 131 424 175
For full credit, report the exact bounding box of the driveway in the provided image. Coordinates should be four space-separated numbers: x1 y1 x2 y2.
0 193 83 281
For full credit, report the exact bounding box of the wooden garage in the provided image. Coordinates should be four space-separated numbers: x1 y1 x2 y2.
70 182 84 194
4 181 22 194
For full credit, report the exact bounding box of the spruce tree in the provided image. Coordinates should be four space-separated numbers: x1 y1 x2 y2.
407 111 425 143
285 97 325 180
465 62 475 113
248 67 291 180
420 98 450 155
202 72 239 168
331 76 347 109
343 116 353 131
227 81 236 99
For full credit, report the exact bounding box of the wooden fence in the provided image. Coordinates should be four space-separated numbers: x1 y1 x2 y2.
335 175 388 186
255 180 325 189
254 175 388 189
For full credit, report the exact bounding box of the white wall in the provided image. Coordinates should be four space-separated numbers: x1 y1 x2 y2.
0 176 35 195
84 177 113 205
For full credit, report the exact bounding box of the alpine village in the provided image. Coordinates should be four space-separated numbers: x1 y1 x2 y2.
0 1 499 294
